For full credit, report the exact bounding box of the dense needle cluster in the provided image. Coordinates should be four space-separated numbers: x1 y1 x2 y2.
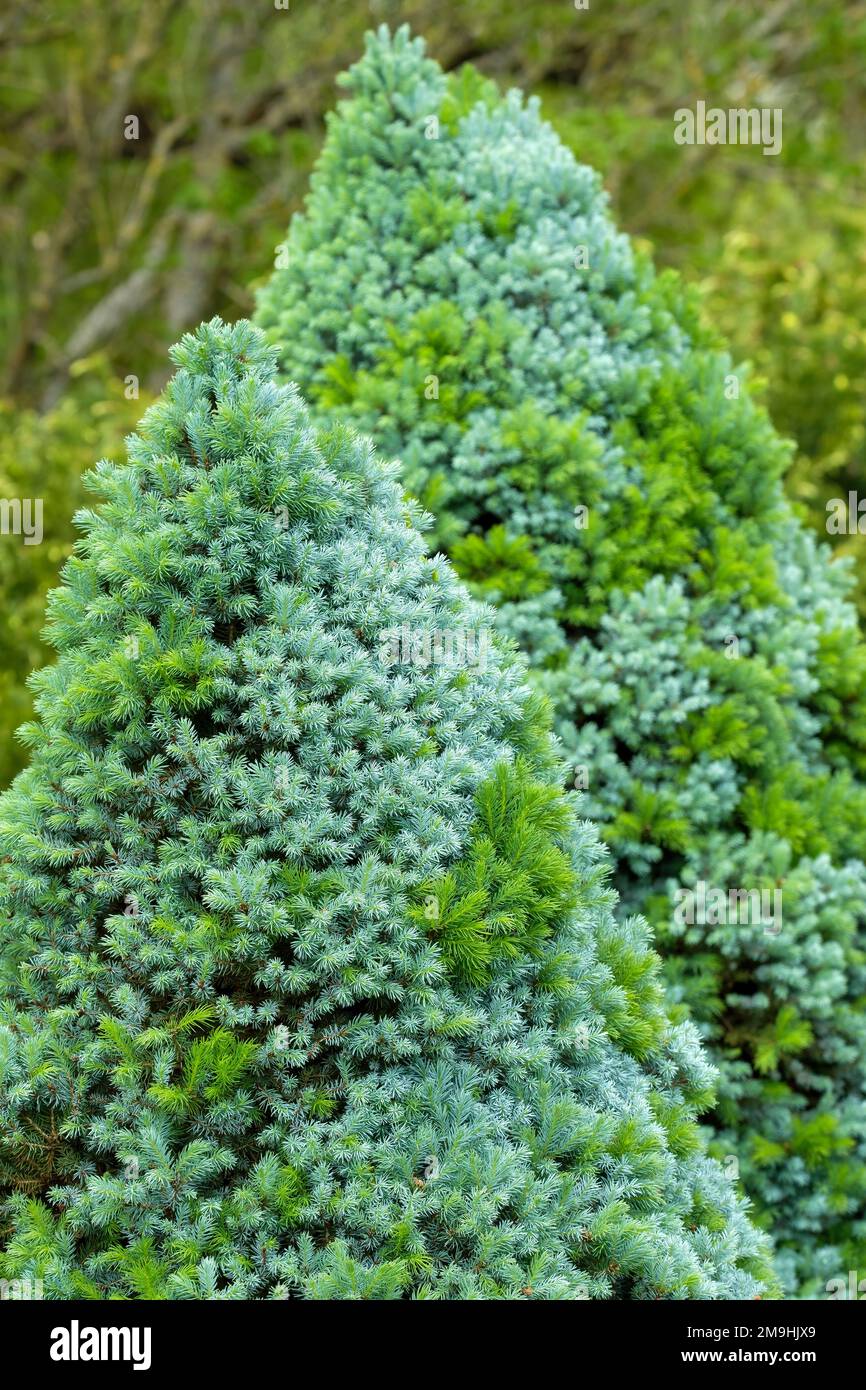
256 26 866 1292
0 320 773 1299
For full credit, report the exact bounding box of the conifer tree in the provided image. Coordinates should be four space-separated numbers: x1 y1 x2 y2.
255 26 866 1294
0 318 773 1300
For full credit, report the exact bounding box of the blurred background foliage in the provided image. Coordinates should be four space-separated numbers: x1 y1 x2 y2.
1 0 864 783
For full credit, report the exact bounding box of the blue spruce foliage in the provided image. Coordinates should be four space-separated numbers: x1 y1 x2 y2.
255 26 866 1294
0 319 774 1299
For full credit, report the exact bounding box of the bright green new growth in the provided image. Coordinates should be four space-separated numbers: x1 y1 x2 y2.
0 319 773 1299
255 26 866 1294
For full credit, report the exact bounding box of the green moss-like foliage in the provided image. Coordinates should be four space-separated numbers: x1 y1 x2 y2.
255 26 866 1294
0 376 144 787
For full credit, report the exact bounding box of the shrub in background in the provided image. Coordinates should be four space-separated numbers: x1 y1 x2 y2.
695 184 866 617
0 318 773 1299
256 26 866 1294
0 370 144 787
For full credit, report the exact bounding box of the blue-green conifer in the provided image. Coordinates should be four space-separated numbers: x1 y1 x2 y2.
255 26 866 1294
0 319 772 1300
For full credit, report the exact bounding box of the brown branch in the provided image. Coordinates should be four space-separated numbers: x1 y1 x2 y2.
40 210 178 410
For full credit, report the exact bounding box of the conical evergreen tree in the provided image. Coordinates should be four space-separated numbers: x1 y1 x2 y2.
0 318 773 1299
255 26 866 1294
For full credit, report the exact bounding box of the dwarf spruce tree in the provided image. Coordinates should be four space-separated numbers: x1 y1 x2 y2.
255 27 866 1294
0 318 775 1300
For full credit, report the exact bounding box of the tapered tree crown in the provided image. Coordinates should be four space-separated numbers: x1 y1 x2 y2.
256 25 866 1294
0 319 772 1299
